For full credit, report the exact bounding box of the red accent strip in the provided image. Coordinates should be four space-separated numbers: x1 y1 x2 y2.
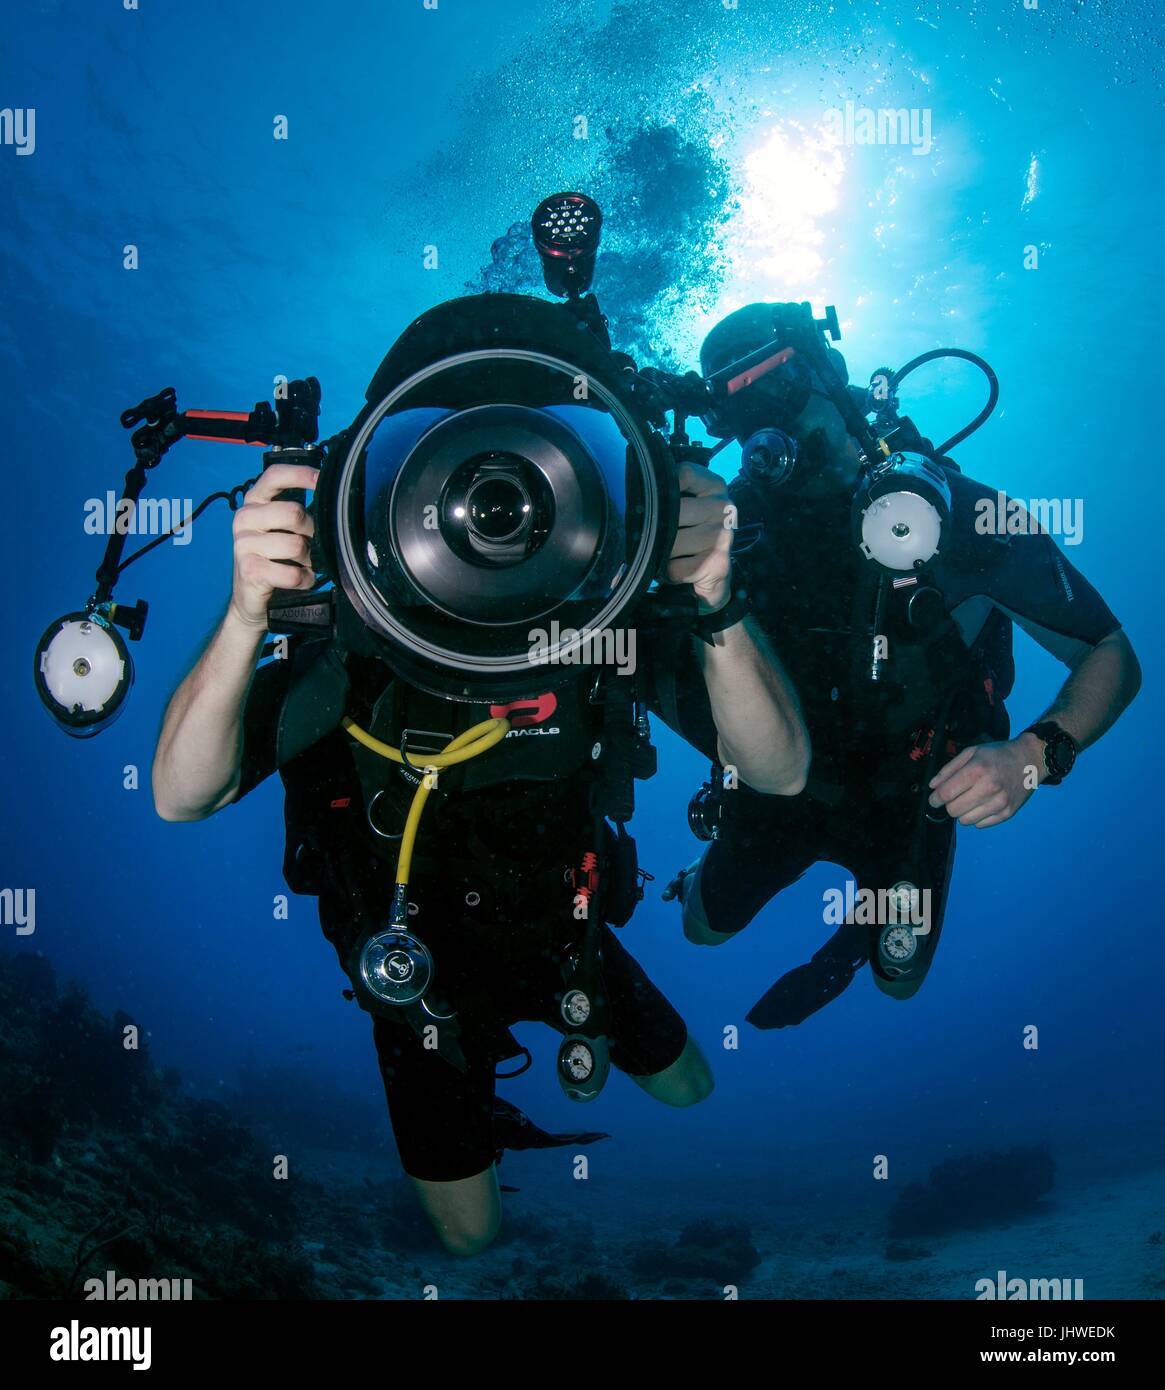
185 435 266 445
725 345 796 396
329 797 351 809
184 410 266 445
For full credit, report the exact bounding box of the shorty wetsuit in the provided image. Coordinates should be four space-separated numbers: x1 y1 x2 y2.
653 467 1122 1015
235 651 687 1181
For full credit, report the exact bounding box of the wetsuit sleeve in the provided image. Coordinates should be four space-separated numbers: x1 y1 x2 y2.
234 657 296 801
234 639 352 801
639 624 720 763
956 498 1121 666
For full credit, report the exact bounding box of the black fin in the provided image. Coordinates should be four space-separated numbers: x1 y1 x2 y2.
492 1096 610 1155
747 920 867 1029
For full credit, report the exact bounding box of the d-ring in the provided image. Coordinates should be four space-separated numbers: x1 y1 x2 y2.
366 789 404 840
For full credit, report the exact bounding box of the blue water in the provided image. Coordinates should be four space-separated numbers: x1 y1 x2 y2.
3 0 1163 1297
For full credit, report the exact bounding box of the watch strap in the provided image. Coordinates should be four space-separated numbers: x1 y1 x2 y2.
1023 720 1076 785
694 588 751 645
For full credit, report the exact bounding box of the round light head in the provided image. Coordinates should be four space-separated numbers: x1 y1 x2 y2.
531 192 602 298
34 613 133 737
858 452 952 571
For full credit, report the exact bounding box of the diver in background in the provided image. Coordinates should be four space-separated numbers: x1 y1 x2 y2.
150 452 808 1257
660 302 1141 1027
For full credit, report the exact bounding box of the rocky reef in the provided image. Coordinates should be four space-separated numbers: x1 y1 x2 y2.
888 1146 1056 1239
0 947 765 1301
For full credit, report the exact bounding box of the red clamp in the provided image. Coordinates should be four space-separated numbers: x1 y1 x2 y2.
572 849 600 907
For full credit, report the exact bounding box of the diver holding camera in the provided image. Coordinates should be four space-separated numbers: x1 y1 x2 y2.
148 199 808 1255
656 301 1140 1027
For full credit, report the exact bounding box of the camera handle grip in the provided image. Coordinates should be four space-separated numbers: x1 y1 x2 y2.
261 446 330 634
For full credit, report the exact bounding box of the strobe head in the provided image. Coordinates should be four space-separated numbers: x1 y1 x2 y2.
856 452 952 571
34 611 134 737
317 293 677 701
531 192 602 299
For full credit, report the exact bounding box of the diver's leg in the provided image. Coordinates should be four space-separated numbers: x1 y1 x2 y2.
671 793 822 947
743 791 869 1028
409 1168 501 1259
627 1034 714 1107
664 849 737 945
370 1018 503 1258
869 809 957 999
597 927 714 1105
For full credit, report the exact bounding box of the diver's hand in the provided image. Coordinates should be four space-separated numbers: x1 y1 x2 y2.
928 738 1038 828
666 462 734 613
229 463 320 629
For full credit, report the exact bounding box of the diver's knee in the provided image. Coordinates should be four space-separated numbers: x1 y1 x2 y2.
675 1045 711 1106
679 866 736 946
683 911 735 947
431 1210 500 1259
645 1038 714 1107
678 1051 715 1106
412 1169 501 1258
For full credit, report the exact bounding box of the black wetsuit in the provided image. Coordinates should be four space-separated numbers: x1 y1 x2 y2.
656 466 1122 1024
235 650 687 1182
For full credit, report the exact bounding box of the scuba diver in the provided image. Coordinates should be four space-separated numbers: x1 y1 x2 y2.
143 208 809 1257
654 301 1141 1028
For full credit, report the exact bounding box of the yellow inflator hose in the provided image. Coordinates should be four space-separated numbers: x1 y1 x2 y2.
342 715 510 896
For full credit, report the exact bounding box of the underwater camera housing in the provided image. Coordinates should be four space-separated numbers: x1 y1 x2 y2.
35 193 692 731
300 286 680 701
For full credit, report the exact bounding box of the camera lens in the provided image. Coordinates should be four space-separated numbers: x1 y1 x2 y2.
441 453 552 567
465 470 531 545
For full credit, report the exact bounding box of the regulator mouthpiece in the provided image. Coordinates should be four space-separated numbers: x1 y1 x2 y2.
357 928 435 1008
34 612 134 737
740 428 799 489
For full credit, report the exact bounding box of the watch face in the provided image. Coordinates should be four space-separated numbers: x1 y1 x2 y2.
1048 735 1076 778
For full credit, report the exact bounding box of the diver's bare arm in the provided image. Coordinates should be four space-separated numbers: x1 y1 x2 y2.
696 616 810 796
152 462 318 822
151 608 266 821
1017 628 1141 773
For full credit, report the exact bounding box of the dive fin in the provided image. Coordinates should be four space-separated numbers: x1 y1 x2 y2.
492 1096 610 1161
746 920 867 1029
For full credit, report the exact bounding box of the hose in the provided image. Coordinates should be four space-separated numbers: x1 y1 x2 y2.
342 715 510 892
888 348 999 456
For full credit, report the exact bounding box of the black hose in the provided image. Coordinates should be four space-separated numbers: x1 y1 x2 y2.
114 478 257 575
889 348 999 455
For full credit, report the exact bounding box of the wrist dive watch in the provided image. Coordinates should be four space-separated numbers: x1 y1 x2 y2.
1023 720 1078 785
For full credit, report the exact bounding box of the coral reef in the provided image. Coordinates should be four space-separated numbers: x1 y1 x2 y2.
0 948 322 1299
627 1217 762 1290
888 1146 1056 1238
